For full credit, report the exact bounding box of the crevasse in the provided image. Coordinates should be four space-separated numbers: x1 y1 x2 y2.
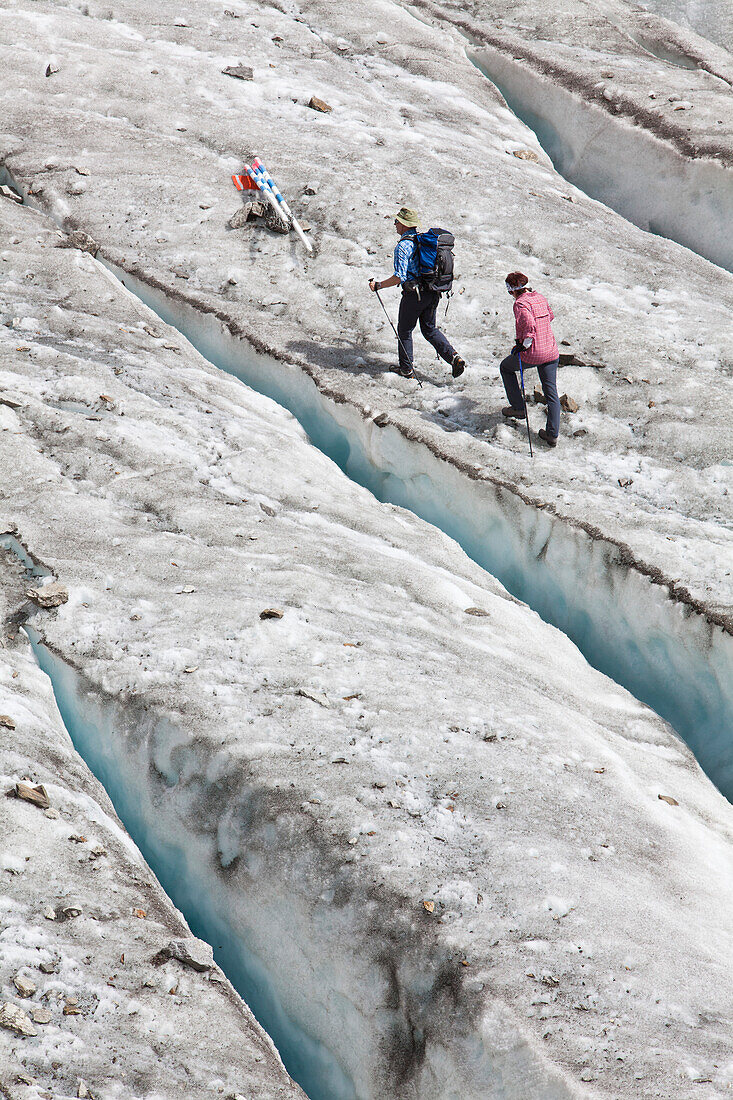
2 163 732 1098
22 625 358 1100
465 45 733 273
108 262 733 804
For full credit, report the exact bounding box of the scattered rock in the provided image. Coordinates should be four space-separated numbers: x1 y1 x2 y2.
512 148 538 162
74 166 90 176
573 429 588 438
0 184 22 204
296 688 330 707
533 386 547 405
26 581 68 608
39 960 58 974
63 996 82 1016
303 183 317 195
373 412 389 427
151 939 214 972
31 1007 51 1025
658 794 679 806
0 1002 37 1036
8 781 50 810
0 714 16 729
57 230 99 256
560 394 579 413
422 900 435 913
263 204 289 233
228 201 266 229
672 100 693 110
618 478 633 488
308 96 332 113
45 63 59 77
77 1080 91 1099
222 64 254 80
259 502 276 517
43 906 56 921
464 607 490 617
13 975 36 998
260 608 283 619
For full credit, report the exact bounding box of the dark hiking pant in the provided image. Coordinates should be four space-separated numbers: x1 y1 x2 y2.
397 288 455 373
500 350 561 437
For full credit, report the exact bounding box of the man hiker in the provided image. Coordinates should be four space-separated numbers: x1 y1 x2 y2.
500 271 560 447
369 207 465 379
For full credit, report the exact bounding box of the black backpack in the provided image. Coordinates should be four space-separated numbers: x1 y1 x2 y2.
412 227 455 294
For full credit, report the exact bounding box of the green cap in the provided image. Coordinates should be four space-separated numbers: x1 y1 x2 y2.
394 206 419 228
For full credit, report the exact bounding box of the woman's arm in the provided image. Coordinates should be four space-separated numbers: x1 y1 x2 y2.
513 301 536 342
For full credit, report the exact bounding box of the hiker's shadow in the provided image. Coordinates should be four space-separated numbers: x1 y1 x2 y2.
285 337 515 441
285 336 398 382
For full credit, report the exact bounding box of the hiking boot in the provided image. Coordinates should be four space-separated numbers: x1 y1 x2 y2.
538 428 558 447
390 365 415 378
451 354 465 378
502 406 526 420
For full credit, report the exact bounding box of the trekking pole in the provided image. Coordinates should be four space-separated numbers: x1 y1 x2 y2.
373 284 422 388
518 352 533 458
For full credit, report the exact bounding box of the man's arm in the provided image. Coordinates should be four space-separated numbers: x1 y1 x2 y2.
370 235 412 292
369 274 401 292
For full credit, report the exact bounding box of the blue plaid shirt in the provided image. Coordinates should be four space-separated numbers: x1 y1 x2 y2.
393 231 420 284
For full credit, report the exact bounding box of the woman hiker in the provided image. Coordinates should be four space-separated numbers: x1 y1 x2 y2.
369 207 465 380
500 271 560 447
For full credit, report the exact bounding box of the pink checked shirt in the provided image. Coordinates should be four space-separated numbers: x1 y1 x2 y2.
513 291 559 365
